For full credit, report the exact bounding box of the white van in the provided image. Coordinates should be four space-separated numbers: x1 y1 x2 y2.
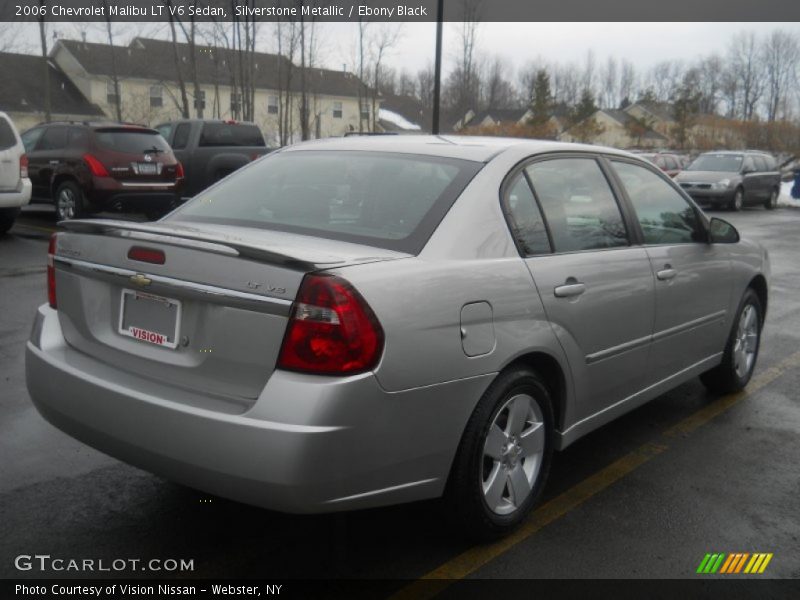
0 112 32 234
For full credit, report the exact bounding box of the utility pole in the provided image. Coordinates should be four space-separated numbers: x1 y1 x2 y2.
432 0 443 134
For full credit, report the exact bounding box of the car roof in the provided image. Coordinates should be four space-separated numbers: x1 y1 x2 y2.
281 135 639 163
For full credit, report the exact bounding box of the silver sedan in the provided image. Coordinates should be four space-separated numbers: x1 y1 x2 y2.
26 136 769 539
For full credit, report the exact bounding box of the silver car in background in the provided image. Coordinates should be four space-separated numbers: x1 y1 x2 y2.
27 136 769 539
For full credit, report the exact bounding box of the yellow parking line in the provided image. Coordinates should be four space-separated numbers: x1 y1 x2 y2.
390 350 800 600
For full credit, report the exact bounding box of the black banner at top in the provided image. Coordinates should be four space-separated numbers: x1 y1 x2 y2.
2 0 800 23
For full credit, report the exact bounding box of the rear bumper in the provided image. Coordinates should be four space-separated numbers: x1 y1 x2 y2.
0 178 32 208
26 305 490 513
87 177 183 210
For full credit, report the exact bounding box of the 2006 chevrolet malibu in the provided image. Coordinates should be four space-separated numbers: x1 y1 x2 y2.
27 136 769 539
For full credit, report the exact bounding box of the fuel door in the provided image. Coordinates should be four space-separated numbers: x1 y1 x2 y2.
460 301 495 357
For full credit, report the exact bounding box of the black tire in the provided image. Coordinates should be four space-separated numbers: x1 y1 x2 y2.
764 188 778 210
700 288 763 394
443 367 554 541
54 180 86 221
0 207 20 235
729 187 744 212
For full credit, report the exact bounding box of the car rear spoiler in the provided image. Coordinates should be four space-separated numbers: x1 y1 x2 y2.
59 219 348 270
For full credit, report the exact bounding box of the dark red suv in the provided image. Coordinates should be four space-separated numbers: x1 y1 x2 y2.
21 122 184 220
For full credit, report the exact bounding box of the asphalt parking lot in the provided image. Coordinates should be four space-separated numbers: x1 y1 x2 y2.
1 205 799 587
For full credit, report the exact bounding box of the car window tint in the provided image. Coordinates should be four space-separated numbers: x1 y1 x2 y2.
665 156 678 170
753 156 767 172
94 129 170 154
21 128 44 153
155 123 173 141
613 161 705 245
0 117 17 150
199 122 265 147
742 156 755 172
68 127 89 148
172 123 191 149
525 158 628 252
169 151 482 254
503 173 551 255
38 126 68 151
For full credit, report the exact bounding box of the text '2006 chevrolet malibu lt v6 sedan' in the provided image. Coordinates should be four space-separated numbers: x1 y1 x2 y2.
27 136 769 539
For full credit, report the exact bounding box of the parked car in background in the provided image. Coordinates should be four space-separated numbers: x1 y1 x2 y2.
28 137 770 539
21 122 184 220
675 150 782 211
155 120 268 198
0 111 32 234
637 152 683 178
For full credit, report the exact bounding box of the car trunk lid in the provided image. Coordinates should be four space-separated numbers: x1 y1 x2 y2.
52 219 408 402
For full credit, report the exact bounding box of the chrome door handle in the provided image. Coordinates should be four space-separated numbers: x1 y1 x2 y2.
554 283 586 298
657 268 677 281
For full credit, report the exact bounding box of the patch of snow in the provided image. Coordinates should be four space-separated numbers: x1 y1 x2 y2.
778 180 800 208
379 108 421 131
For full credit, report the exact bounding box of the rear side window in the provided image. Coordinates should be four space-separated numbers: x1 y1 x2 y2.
503 173 551 255
199 122 265 147
168 150 482 254
613 161 705 245
94 129 170 154
752 155 767 172
0 117 17 150
525 158 628 253
68 127 89 148
38 126 68 151
21 128 44 153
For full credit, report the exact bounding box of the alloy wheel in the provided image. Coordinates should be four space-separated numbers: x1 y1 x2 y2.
733 304 759 379
482 394 545 515
57 188 76 220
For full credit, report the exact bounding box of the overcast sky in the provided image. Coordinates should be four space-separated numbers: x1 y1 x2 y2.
6 21 800 79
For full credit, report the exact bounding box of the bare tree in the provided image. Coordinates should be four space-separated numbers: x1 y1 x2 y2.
369 24 402 130
727 31 764 120
761 30 800 122
164 0 189 118
482 55 515 109
600 56 618 109
618 59 636 107
101 2 122 122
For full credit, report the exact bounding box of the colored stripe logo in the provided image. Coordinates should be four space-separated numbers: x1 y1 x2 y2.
697 553 773 574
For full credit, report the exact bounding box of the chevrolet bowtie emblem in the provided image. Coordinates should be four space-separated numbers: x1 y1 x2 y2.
129 274 152 287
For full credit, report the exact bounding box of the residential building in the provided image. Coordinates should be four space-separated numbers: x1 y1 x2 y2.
0 52 103 132
50 37 375 145
560 108 668 148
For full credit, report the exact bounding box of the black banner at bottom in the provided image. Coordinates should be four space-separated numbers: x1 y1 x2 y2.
5 579 800 600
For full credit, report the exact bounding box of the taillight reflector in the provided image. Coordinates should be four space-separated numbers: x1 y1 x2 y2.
175 162 185 178
83 154 109 177
277 274 384 375
47 234 57 308
127 246 166 265
20 154 28 179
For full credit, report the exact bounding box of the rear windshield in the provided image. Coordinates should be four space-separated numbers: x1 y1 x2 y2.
687 154 743 172
0 117 18 150
94 129 171 154
199 122 265 147
167 150 482 254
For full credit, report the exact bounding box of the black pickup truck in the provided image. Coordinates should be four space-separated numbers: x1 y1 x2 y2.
155 120 270 198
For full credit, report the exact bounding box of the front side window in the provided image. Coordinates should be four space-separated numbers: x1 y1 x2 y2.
503 173 550 255
613 160 705 245
167 150 482 254
752 155 767 172
525 158 628 253
172 123 191 149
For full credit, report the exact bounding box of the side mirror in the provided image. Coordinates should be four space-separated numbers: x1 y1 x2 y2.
709 217 740 244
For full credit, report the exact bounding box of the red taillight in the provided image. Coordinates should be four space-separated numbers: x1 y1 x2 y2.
175 162 184 178
47 234 57 308
83 154 109 177
277 274 384 375
128 246 166 265
20 154 28 179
